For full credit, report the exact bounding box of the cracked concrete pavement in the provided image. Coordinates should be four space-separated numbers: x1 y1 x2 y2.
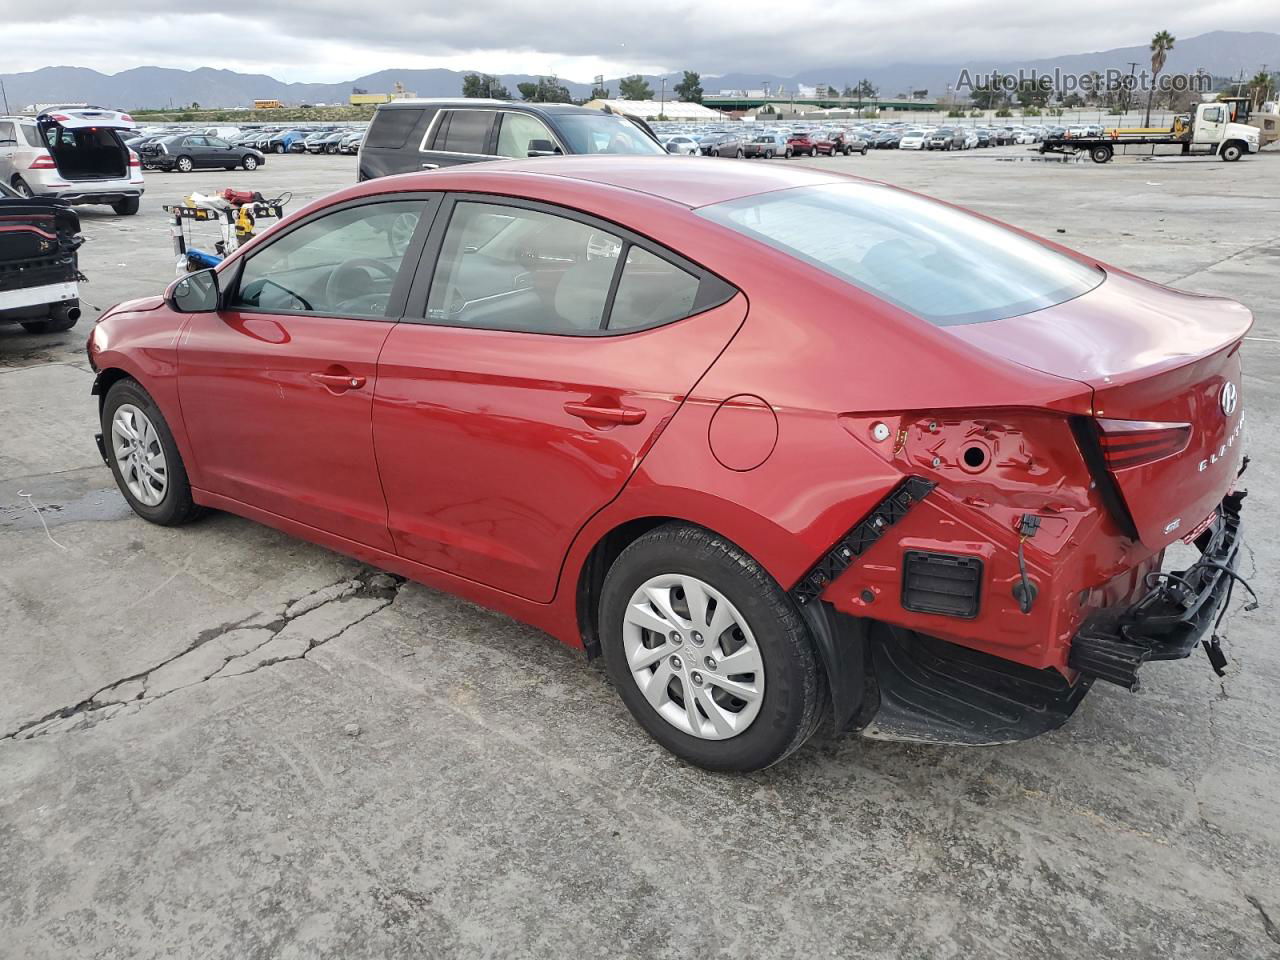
2 152 1279 959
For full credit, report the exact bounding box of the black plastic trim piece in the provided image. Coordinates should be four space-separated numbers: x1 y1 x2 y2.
859 625 1091 745
1068 415 1140 541
790 475 935 606
796 602 873 733
901 550 983 619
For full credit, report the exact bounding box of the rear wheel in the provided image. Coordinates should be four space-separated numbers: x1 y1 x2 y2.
600 523 826 772
1090 145 1113 164
112 197 139 215
242 155 258 170
764 149 774 159
11 176 33 197
174 155 194 173
102 379 202 527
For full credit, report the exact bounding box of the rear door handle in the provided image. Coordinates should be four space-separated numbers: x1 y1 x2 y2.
310 371 366 391
564 401 646 425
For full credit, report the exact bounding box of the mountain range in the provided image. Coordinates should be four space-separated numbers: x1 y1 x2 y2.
1 31 1275 110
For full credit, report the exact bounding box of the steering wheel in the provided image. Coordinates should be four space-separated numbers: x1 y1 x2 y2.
325 257 398 307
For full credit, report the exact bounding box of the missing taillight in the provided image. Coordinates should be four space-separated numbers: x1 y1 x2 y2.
1095 418 1192 470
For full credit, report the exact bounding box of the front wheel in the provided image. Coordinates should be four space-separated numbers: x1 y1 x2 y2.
275 143 286 154
102 379 202 526
600 523 826 772
860 146 868 155
764 150 774 159
784 147 793 159
1220 142 1243 162
242 155 258 170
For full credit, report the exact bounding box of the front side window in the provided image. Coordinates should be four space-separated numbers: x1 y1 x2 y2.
699 182 1103 326
552 114 665 155
427 201 621 333
496 113 556 158
232 199 427 318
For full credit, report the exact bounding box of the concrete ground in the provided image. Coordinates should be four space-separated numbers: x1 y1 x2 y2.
2 147 1278 959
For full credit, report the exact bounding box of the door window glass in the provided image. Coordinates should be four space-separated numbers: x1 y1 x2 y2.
609 247 701 330
435 111 494 155
496 113 557 158
426 201 622 333
232 199 427 318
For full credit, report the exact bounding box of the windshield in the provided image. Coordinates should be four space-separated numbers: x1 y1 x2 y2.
698 182 1104 326
554 114 665 155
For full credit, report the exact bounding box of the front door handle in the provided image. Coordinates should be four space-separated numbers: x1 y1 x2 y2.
310 371 366 391
564 401 646 425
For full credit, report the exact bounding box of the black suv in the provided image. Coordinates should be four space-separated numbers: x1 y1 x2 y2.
357 99 667 180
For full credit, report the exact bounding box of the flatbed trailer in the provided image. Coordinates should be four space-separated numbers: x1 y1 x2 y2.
1041 99 1261 164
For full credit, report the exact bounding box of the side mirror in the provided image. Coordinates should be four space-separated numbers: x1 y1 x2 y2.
167 268 220 313
527 139 561 157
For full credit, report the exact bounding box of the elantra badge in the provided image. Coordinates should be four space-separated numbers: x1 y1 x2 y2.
1220 381 1238 417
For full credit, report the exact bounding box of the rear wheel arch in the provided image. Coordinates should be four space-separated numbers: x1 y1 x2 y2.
575 516 679 658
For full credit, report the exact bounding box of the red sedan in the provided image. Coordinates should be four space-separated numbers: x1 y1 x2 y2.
87 157 1251 771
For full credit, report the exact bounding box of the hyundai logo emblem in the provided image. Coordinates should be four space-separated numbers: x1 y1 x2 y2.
1220 381 1238 417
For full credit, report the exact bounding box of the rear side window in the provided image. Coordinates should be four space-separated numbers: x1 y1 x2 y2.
610 248 700 331
21 124 43 147
433 111 495 155
0 122 12 143
699 182 1103 326
366 108 425 149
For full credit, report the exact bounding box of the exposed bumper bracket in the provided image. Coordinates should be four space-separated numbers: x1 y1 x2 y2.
1068 491 1248 691
791 475 935 606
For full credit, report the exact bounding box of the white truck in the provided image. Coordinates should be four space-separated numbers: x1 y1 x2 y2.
1041 98 1262 163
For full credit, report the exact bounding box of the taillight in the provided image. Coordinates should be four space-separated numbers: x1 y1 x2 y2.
129 151 140 167
121 114 133 123
29 154 57 169
1095 418 1191 470
48 113 69 122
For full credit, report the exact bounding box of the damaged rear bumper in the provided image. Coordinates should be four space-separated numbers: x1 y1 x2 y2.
803 490 1249 745
1068 490 1247 691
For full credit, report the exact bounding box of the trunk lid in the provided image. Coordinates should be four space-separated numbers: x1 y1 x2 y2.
949 271 1251 548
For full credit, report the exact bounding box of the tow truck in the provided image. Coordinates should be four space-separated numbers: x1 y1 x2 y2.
1041 97 1262 163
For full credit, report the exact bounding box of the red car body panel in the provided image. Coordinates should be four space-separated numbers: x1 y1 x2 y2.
87 158 1249 684
371 296 747 601
177 311 397 551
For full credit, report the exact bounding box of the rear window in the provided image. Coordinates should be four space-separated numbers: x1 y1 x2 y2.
365 108 424 149
699 182 1103 326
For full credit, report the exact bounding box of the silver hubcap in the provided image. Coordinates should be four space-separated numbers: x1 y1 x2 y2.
110 404 168 507
622 574 765 740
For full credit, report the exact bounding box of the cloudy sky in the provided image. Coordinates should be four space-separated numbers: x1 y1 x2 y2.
0 1 1263 80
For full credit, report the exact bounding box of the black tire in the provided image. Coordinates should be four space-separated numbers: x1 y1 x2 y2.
764 150 774 159
1090 145 1113 164
599 523 827 772
861 146 868 155
275 143 286 154
174 155 194 173
101 379 202 527
11 176 33 197
1220 142 1243 162
112 197 140 215
242 155 258 170
784 147 792 159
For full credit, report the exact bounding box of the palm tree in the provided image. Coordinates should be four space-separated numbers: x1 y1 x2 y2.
1145 30 1176 126
1248 69 1273 109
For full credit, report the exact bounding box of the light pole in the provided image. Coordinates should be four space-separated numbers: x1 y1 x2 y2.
660 77 666 118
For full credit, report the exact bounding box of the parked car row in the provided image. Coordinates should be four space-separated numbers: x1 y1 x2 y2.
665 127 870 160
